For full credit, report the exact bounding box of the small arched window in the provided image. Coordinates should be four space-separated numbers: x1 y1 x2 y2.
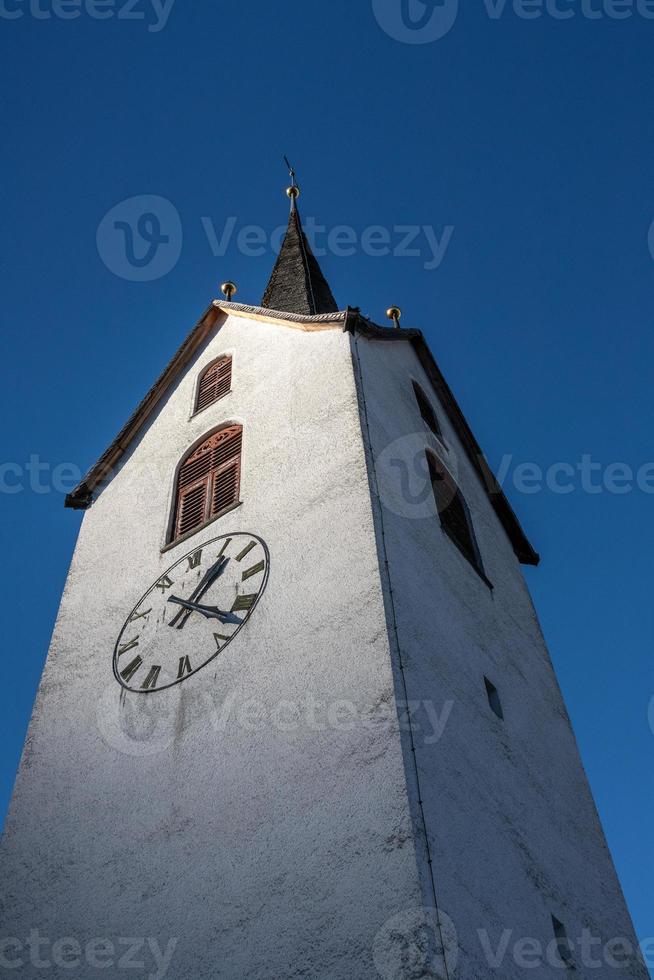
172 425 242 541
195 355 232 413
413 381 443 440
427 452 487 581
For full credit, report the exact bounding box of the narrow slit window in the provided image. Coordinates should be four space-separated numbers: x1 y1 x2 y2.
413 381 443 440
427 452 486 580
484 677 504 720
171 425 242 542
552 916 574 969
195 355 232 413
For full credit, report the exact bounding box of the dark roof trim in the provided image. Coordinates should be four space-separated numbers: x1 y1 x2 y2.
344 309 539 566
65 302 345 510
65 303 223 509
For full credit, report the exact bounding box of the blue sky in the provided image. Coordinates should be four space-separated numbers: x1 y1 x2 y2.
1 0 652 964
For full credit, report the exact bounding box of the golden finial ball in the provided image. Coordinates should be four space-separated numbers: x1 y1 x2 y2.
286 184 300 200
220 281 237 300
386 306 402 324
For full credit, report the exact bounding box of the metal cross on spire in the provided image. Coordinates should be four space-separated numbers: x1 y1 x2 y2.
283 154 297 188
260 157 337 315
283 155 300 204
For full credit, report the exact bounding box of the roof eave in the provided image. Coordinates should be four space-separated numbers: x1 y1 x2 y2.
64 302 349 510
64 302 223 510
345 310 540 567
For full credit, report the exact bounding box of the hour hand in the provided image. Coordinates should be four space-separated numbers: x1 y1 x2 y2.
167 597 242 626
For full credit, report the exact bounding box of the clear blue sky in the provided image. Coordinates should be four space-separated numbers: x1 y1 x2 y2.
1 0 652 964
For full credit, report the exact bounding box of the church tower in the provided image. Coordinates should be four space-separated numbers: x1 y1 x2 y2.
0 180 645 980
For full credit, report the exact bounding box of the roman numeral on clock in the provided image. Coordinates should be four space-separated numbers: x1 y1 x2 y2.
177 655 192 680
218 537 232 557
120 656 143 683
118 637 139 656
187 551 202 570
141 665 161 690
232 593 257 612
242 561 264 582
155 575 174 593
214 633 230 650
129 607 151 623
235 541 256 562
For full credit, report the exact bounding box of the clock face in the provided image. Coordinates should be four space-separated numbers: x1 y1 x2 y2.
113 532 269 694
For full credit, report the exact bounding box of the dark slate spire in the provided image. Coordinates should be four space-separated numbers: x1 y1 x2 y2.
261 187 338 316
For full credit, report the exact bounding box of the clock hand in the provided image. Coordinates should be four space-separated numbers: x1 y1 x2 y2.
167 597 243 625
190 555 230 599
168 555 229 629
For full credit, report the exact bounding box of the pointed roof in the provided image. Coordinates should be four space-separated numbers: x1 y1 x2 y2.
261 198 338 316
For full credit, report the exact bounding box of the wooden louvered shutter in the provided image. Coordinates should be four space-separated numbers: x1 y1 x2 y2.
173 425 242 541
176 480 209 538
208 425 241 519
196 356 232 412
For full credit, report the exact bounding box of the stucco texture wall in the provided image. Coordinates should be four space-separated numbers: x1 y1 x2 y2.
353 331 646 980
0 313 425 979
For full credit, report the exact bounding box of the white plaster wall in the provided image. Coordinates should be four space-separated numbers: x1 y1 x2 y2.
0 313 425 979
353 332 646 979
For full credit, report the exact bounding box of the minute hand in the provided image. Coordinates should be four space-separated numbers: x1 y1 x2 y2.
168 556 229 629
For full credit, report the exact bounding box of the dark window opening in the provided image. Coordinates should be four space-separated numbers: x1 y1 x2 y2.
171 425 242 542
412 381 443 440
427 453 487 583
484 677 504 720
552 916 575 969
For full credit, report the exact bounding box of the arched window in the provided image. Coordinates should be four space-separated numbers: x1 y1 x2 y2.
427 452 486 579
172 425 242 541
195 355 232 413
413 381 443 440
